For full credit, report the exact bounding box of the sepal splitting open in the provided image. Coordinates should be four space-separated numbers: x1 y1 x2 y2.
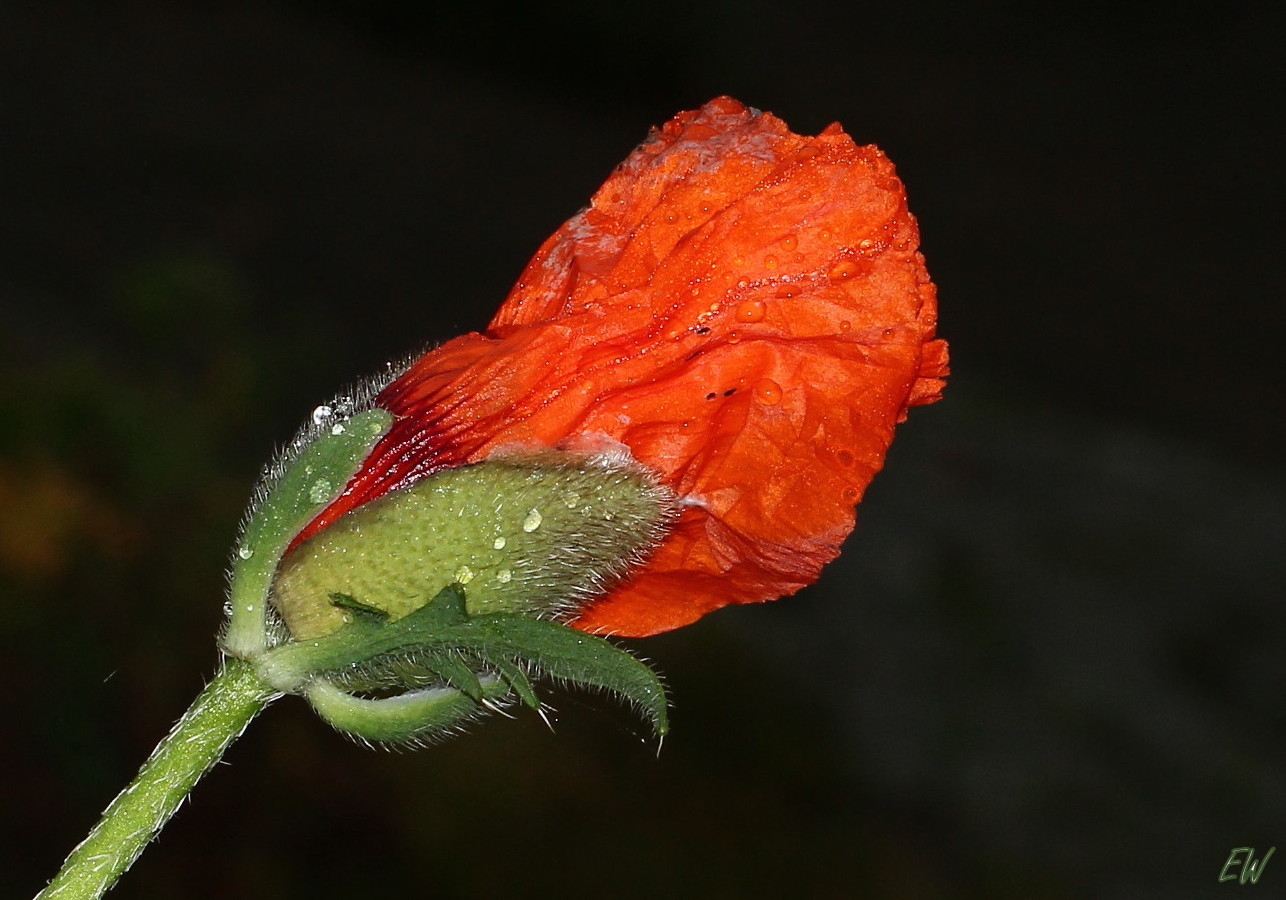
223 390 672 747
222 407 394 658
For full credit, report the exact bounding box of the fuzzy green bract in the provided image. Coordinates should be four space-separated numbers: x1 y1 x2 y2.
259 583 669 744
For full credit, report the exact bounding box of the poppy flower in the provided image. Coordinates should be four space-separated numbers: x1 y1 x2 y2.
290 96 946 638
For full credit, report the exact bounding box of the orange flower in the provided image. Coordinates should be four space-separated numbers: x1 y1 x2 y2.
295 96 946 637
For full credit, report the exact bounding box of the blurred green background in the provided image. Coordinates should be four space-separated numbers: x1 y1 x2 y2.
5 2 1285 897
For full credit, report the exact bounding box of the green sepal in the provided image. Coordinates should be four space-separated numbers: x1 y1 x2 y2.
413 651 485 701
222 408 392 658
452 613 669 735
398 581 472 630
272 452 675 640
487 657 540 711
306 678 508 745
256 584 669 739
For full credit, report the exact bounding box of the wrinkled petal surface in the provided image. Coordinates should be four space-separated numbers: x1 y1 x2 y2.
296 96 947 636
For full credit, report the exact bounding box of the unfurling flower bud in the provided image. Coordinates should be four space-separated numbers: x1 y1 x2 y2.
272 451 677 640
220 96 946 746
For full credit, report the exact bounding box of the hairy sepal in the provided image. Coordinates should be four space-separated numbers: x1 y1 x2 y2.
257 584 669 743
222 407 393 658
305 678 510 746
272 452 676 640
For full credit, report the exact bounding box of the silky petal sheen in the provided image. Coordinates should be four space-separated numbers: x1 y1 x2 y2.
296 96 946 637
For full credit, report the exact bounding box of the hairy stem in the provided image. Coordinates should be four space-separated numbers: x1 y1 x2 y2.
35 658 278 900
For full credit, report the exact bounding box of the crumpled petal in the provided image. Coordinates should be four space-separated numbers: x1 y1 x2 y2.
294 96 947 637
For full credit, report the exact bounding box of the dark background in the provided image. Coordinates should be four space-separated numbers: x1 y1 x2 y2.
5 2 1284 897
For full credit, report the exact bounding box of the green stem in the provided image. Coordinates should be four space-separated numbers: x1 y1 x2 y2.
35 657 278 900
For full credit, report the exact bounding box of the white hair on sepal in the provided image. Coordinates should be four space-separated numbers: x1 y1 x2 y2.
268 408 681 641
518 452 678 623
222 349 424 654
229 347 420 577
316 637 667 750
525 647 669 738
316 642 545 749
311 674 517 750
380 697 512 752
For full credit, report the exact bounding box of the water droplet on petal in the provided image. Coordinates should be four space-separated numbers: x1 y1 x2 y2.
237 547 254 560
735 299 766 323
828 260 860 282
836 448 856 469
754 379 783 405
839 319 852 332
780 234 798 253
454 565 475 585
564 493 581 508
763 254 778 269
311 405 333 425
496 568 513 584
522 509 543 533
493 536 507 550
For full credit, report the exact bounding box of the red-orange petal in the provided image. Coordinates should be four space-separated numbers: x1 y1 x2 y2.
296 96 946 637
